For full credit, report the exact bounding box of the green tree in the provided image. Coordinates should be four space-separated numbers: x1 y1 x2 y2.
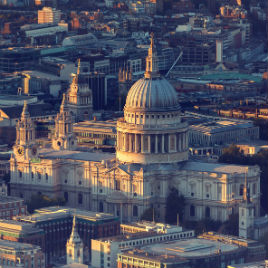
221 213 239 236
219 146 268 214
165 187 185 224
184 219 221 235
140 208 155 221
27 194 66 213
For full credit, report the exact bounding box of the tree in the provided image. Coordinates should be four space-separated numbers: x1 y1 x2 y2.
27 194 66 213
184 219 221 235
165 187 185 224
221 213 239 236
219 145 268 214
140 207 155 222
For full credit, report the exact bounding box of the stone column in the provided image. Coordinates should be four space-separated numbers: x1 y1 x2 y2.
180 133 183 152
135 134 138 153
155 135 158 153
148 135 151 153
129 134 132 152
125 133 129 152
141 135 144 153
120 203 123 223
162 134 165 153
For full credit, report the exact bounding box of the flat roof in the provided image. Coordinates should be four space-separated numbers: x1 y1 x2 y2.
199 72 262 83
140 238 239 258
0 195 24 204
182 161 249 174
0 239 41 251
40 149 115 162
0 95 35 101
0 220 43 235
17 206 117 223
189 120 254 134
227 260 267 268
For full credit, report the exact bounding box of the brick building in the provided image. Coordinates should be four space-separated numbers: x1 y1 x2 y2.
15 206 120 265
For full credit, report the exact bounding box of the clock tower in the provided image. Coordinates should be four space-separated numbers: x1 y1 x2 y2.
13 101 38 160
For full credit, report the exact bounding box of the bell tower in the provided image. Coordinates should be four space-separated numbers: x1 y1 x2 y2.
67 59 93 122
52 94 77 151
13 101 38 160
239 170 255 239
66 216 84 265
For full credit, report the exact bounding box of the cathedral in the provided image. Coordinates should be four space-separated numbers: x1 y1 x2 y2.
10 36 260 223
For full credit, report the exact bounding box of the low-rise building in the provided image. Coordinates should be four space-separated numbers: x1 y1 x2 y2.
0 196 26 220
117 232 266 268
0 239 45 268
15 206 120 265
228 260 268 268
189 120 259 146
92 222 194 268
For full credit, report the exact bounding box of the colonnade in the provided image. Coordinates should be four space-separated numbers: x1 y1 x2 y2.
117 131 188 154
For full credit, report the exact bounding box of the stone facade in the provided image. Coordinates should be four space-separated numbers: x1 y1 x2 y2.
10 36 261 224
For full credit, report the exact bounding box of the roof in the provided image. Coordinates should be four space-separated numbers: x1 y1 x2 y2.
125 77 180 112
0 103 56 119
40 149 115 162
17 206 118 223
138 237 241 258
0 239 41 252
0 219 43 236
199 72 262 83
182 161 249 174
0 195 24 204
189 120 255 134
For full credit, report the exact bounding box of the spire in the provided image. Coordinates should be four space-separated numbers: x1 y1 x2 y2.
77 58 80 76
71 58 81 85
60 93 68 113
144 32 160 79
68 215 82 244
21 100 30 119
243 167 250 203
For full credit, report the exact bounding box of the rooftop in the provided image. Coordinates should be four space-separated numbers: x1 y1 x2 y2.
0 195 24 203
73 120 117 134
199 72 262 83
189 120 255 134
0 220 43 236
139 237 240 258
227 260 268 268
0 239 41 252
182 161 250 174
40 149 114 162
16 206 117 223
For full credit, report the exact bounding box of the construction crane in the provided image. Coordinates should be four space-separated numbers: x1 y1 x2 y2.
165 51 183 78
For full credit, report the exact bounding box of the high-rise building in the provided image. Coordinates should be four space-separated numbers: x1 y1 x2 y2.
38 7 61 24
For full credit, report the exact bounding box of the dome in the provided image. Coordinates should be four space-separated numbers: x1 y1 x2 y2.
125 77 180 112
124 35 180 112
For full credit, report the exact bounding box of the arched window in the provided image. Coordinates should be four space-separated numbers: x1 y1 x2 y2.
205 207 210 218
240 184 244 196
64 192 68 202
133 205 138 217
78 193 83 204
77 249 80 257
99 202 103 212
190 205 195 217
